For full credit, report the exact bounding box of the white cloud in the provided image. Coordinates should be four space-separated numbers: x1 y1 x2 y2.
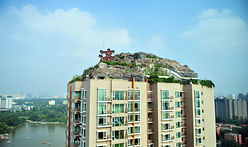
6 5 132 53
182 9 248 51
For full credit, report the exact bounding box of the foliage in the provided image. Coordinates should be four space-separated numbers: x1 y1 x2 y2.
200 80 215 88
145 67 168 77
125 69 135 73
148 75 182 84
69 75 82 83
147 55 157 59
221 139 240 147
0 122 10 134
0 98 67 133
216 117 248 126
118 56 125 59
83 66 94 74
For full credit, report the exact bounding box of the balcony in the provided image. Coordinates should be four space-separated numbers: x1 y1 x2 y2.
73 131 80 139
148 107 152 112
96 135 111 142
74 119 81 127
98 97 112 102
74 108 80 114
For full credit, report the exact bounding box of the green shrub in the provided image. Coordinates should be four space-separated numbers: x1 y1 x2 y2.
147 55 157 59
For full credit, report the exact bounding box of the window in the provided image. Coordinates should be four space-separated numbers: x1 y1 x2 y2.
196 137 202 144
112 104 124 113
112 130 125 140
176 111 181 118
162 123 170 130
82 115 86 125
175 101 181 108
98 116 107 126
97 145 107 147
128 90 140 100
98 102 107 114
98 89 107 101
128 113 140 122
194 90 200 99
176 142 182 147
195 100 200 108
148 144 154 147
81 141 85 147
176 132 181 138
112 143 125 147
196 128 202 135
128 138 140 146
81 102 86 112
162 112 170 120
162 90 169 99
176 122 181 128
81 128 86 138
112 117 124 126
162 145 170 147
162 134 171 141
81 89 87 99
162 101 170 110
196 109 201 116
112 91 125 100
175 91 181 98
97 131 107 140
128 101 140 112
196 119 201 126
128 126 141 134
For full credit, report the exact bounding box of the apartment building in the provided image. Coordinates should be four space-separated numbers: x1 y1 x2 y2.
66 78 216 147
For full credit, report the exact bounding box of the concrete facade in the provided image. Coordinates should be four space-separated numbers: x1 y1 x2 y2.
66 79 216 147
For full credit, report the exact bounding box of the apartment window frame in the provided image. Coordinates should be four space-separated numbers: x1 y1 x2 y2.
175 91 181 98
162 112 171 120
97 116 107 126
128 138 140 146
112 143 125 147
128 125 141 135
97 130 107 140
128 101 140 112
176 132 181 138
112 104 125 113
112 117 125 127
82 115 86 125
162 134 171 142
162 101 170 111
176 142 182 147
98 102 107 115
176 122 181 128
196 137 202 145
161 123 170 131
112 130 125 140
81 88 87 99
161 90 169 100
194 90 200 99
128 90 140 100
128 113 140 122
112 91 125 100
176 111 181 118
98 89 107 101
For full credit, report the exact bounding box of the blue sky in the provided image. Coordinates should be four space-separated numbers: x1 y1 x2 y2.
0 0 247 97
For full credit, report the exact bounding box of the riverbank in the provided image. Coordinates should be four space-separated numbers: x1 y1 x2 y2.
26 120 65 125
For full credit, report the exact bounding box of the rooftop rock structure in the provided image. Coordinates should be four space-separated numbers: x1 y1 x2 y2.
82 51 198 82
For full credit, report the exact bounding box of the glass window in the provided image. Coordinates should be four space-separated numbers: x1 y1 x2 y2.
196 138 202 144
128 90 140 100
97 131 107 140
81 141 85 147
195 100 200 108
81 102 86 112
112 91 125 100
162 101 170 110
128 138 140 146
194 90 200 99
176 122 181 128
98 102 107 114
112 130 125 140
81 89 87 99
176 111 181 118
175 91 181 98
176 132 181 138
175 101 181 108
112 143 125 147
196 119 201 125
176 142 182 147
112 104 124 113
162 134 170 141
196 128 202 135
97 116 107 126
196 109 201 116
162 123 170 130
82 115 86 125
162 90 169 99
128 113 140 122
112 117 124 126
128 126 141 134
98 89 107 101
162 112 170 120
81 128 86 138
128 101 140 112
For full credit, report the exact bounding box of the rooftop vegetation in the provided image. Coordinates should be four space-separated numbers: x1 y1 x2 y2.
148 75 182 84
102 60 137 68
189 79 215 88
69 75 82 83
147 55 157 59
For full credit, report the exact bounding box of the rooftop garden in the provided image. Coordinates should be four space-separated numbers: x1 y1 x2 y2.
69 75 82 83
189 79 215 88
102 60 138 68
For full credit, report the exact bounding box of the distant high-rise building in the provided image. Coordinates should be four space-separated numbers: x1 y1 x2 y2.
215 97 248 120
65 51 216 147
0 95 13 111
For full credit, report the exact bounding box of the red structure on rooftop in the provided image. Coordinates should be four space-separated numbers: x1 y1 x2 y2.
99 48 115 62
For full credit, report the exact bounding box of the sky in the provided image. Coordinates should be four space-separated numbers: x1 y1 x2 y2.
0 0 247 97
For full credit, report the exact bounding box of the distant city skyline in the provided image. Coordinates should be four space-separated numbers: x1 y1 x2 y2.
0 0 247 96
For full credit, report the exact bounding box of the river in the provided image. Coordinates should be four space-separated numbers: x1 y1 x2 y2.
0 123 66 147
